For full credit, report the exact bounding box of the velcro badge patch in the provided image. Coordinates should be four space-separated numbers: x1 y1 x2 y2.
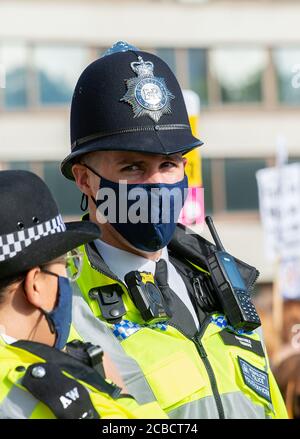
238 357 272 403
219 330 265 357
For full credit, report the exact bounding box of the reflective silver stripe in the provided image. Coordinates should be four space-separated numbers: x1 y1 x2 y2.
168 395 219 419
221 392 268 419
72 285 157 405
168 392 270 419
0 381 37 419
256 328 276 414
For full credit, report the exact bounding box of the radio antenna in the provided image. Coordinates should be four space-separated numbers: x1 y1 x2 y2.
205 216 225 251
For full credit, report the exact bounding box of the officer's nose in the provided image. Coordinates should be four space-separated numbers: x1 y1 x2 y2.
144 170 164 184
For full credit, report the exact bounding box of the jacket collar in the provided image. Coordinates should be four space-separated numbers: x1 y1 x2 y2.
169 223 259 290
82 215 259 291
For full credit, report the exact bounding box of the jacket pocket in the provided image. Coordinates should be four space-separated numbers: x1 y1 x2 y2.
144 351 206 410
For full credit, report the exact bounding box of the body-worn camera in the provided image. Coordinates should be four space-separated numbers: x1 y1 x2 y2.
125 271 172 323
204 216 261 332
65 339 105 377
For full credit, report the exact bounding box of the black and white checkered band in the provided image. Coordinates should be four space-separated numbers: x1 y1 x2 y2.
0 214 66 262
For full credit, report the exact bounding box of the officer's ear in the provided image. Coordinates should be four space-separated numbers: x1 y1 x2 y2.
23 267 47 309
72 163 93 196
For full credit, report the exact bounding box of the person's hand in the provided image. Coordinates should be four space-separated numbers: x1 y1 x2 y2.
103 352 128 393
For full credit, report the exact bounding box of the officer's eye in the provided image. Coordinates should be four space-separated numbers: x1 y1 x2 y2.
121 164 141 172
160 161 178 169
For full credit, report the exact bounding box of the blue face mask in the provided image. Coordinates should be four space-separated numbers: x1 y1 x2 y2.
42 275 73 350
86 165 188 252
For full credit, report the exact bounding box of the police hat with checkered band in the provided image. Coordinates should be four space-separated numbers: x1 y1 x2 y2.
61 41 204 180
0 170 100 280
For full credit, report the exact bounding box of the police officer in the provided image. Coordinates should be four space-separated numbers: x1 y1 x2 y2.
0 170 166 419
61 42 288 419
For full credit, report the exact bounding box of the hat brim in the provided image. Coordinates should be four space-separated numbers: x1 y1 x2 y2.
61 129 204 180
0 221 100 280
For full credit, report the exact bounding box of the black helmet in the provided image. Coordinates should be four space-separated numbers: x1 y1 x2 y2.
61 41 203 180
0 170 100 280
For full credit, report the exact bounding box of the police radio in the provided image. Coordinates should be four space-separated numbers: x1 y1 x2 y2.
125 271 172 323
205 216 261 331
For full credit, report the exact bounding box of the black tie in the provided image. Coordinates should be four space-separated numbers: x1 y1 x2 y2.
154 259 198 337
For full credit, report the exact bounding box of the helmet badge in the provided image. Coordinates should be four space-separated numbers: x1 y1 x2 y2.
121 56 175 122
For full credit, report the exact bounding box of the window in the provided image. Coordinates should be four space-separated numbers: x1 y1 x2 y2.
156 48 176 74
211 48 267 104
289 156 300 165
188 48 208 106
0 44 28 109
43 162 82 216
33 46 88 105
202 158 213 214
273 48 300 105
6 161 82 216
225 158 266 211
7 161 31 171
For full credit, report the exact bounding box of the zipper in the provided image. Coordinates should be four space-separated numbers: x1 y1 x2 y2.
169 318 225 419
192 333 225 419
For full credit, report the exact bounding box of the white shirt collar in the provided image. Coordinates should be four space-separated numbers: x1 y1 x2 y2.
94 239 169 281
94 239 200 329
0 331 17 344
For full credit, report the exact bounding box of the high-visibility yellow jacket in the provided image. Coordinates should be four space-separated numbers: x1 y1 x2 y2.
0 337 167 419
72 222 288 419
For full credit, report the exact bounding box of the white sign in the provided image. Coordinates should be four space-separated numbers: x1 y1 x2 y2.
279 257 300 300
256 163 300 261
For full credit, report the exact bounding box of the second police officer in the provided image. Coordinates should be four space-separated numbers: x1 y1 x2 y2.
0 170 166 419
60 42 288 419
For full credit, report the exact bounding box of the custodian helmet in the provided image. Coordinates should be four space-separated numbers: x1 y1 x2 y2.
61 42 203 180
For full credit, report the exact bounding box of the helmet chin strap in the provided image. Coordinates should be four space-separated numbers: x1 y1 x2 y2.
79 163 103 212
80 193 88 211
82 164 103 210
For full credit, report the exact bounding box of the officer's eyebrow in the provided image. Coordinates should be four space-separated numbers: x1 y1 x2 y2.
117 159 145 166
165 154 182 162
116 155 182 166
